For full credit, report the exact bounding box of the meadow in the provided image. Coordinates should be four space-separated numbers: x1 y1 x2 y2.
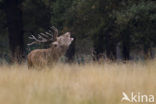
0 60 155 104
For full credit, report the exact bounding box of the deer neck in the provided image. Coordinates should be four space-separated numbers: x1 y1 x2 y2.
48 45 68 56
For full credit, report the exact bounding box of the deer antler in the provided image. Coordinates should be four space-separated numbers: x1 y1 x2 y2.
27 35 48 46
51 26 58 41
27 26 59 46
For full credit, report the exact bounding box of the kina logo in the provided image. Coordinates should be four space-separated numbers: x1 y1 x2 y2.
121 92 154 103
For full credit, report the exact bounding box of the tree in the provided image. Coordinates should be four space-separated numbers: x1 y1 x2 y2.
4 0 24 63
115 0 156 59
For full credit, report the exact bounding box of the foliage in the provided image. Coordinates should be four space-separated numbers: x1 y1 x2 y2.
0 0 156 61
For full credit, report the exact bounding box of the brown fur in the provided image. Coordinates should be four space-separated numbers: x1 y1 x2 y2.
27 32 73 68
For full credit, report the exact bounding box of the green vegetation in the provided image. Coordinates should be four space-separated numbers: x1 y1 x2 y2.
0 0 156 62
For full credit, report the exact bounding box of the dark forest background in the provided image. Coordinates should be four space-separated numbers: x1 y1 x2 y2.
0 0 156 63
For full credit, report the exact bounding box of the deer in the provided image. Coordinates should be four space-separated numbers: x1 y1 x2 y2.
27 26 74 68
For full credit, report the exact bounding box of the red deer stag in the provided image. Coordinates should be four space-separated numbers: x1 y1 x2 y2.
27 26 74 68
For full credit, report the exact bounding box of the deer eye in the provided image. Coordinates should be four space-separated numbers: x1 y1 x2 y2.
52 41 58 47
54 44 57 47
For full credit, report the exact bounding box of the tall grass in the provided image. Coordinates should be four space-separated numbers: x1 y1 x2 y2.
0 60 155 104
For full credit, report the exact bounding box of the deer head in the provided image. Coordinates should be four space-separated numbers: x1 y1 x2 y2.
52 32 74 48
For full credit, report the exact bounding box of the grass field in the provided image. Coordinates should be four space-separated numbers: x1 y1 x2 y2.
0 60 155 104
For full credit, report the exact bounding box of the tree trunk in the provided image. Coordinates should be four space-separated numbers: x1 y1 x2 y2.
105 32 116 60
4 0 24 63
143 43 152 60
93 31 105 60
65 39 75 63
122 29 130 60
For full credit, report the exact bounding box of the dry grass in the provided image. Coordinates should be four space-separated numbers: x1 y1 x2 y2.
0 60 156 104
